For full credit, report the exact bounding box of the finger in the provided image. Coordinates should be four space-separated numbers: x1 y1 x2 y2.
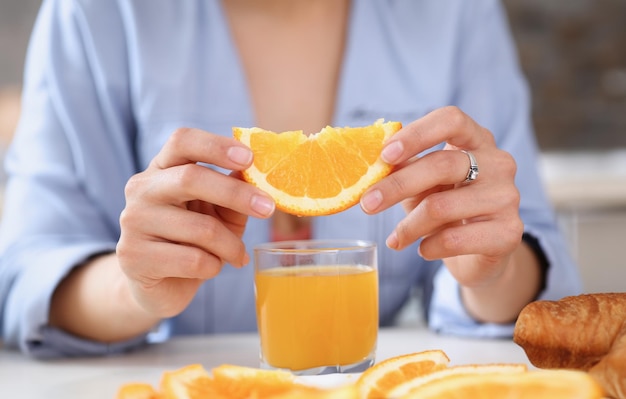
418 219 524 262
151 127 253 171
380 106 495 165
118 239 225 282
129 276 203 318
361 149 481 214
127 164 275 218
388 184 520 250
120 204 249 267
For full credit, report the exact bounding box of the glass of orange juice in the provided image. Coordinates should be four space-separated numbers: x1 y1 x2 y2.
254 239 378 375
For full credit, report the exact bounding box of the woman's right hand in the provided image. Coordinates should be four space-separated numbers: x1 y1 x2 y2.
117 127 276 319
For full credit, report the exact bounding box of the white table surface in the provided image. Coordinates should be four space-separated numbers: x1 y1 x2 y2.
0 327 532 399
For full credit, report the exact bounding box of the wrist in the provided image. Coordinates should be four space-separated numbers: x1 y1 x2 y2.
50 253 160 342
460 241 543 324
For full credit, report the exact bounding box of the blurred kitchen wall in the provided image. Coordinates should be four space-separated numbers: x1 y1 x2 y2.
503 0 626 151
0 0 40 88
0 0 40 183
2 1 625 150
502 0 626 294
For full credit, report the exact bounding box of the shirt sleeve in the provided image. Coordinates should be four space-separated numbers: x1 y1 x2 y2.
0 0 142 356
426 0 583 337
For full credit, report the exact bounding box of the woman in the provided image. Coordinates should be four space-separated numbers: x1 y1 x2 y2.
0 0 581 357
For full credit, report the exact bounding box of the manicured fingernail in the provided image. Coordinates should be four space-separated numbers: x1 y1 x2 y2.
381 141 403 164
251 194 275 217
234 252 250 269
386 231 399 249
242 252 250 266
360 189 383 213
227 146 253 166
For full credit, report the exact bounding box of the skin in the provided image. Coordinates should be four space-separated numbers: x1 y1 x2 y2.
49 0 541 342
360 107 540 323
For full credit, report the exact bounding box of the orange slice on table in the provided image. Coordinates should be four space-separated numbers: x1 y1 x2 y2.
399 369 605 399
269 384 360 399
115 382 161 399
209 364 298 398
159 364 215 399
158 363 303 399
233 119 402 216
211 365 359 399
122 363 360 399
355 349 450 399
387 363 527 398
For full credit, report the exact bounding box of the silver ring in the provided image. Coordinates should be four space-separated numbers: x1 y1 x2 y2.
461 150 479 183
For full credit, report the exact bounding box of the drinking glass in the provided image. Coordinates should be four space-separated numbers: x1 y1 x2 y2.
254 239 378 375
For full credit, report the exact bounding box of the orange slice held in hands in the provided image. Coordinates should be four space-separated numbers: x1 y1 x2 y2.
233 119 402 216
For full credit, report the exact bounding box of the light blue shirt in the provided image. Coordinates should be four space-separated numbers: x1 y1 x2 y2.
0 0 582 358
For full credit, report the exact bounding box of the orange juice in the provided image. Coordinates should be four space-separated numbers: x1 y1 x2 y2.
255 264 378 371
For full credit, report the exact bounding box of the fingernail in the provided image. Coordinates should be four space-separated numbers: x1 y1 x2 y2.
251 194 275 217
234 252 250 269
381 141 403 164
360 189 383 213
227 146 253 167
242 252 250 266
386 231 399 249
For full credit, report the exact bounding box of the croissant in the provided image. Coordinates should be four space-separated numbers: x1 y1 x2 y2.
588 321 626 399
513 293 626 399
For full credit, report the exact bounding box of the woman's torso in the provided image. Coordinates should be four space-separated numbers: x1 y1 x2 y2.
99 0 461 335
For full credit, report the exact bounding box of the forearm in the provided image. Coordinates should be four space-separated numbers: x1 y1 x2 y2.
49 253 160 343
460 242 542 324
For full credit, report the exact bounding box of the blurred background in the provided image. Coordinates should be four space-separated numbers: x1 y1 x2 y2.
0 0 625 293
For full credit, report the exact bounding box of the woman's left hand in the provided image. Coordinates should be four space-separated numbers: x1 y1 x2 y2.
360 106 524 289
